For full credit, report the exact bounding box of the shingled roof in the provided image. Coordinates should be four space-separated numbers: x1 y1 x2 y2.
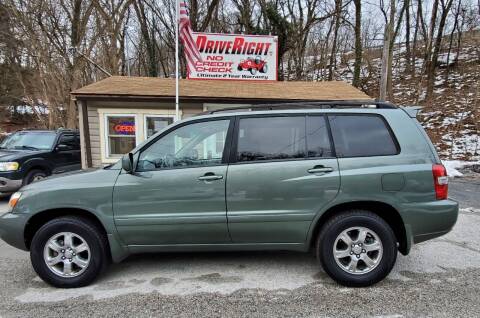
72 76 371 102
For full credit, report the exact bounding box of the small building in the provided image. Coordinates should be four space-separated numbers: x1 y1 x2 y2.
72 76 371 168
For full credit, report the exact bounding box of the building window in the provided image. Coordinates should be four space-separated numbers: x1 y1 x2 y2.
106 115 137 157
145 116 174 138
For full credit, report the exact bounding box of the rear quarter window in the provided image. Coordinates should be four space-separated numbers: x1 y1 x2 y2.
328 114 399 157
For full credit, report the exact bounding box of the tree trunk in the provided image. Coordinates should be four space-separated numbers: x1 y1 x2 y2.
380 25 390 101
412 0 421 76
405 0 411 72
424 0 439 73
133 0 157 77
66 0 83 129
426 0 454 101
328 0 342 81
445 0 462 82
353 0 362 87
386 0 396 101
454 10 465 65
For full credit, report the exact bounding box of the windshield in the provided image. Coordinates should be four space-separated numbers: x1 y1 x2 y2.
0 132 56 150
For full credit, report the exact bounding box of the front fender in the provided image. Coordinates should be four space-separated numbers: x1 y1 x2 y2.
21 157 54 174
13 168 130 262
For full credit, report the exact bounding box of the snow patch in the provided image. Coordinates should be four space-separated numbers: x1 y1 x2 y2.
442 160 480 177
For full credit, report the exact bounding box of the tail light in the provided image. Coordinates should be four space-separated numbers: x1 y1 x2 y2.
432 164 448 200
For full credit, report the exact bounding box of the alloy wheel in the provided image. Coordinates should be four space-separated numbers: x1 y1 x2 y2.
333 226 383 275
43 232 91 278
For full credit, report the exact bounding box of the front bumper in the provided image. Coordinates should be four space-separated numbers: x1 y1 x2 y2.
0 212 29 251
0 176 22 193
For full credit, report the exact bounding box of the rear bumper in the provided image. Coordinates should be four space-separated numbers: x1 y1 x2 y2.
0 177 22 193
0 212 28 251
401 199 459 252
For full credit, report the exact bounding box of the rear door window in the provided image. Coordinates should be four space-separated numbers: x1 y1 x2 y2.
306 116 333 158
328 115 399 157
236 116 306 162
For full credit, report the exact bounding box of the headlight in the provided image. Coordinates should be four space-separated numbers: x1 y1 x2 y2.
8 192 22 211
0 162 19 171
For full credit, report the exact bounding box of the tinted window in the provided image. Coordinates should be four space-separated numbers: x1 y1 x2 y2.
58 134 80 150
306 116 333 158
236 116 306 162
137 120 230 171
329 115 398 157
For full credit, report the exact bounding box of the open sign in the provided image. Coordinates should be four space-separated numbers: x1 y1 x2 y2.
114 121 135 135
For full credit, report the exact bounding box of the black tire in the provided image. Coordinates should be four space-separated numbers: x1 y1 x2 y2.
30 216 109 288
260 64 268 73
316 210 397 287
250 68 257 75
23 169 48 186
237 65 243 71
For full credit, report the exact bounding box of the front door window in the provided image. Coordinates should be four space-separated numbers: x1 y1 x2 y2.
137 119 230 171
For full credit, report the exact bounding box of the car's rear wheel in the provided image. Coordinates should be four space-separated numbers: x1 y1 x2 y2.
316 210 397 287
30 216 108 288
23 169 48 185
250 68 257 75
260 64 268 73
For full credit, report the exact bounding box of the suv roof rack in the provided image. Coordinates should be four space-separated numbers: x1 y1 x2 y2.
56 128 79 132
200 100 397 115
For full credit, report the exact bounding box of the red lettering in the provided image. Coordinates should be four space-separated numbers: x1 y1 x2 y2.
206 55 223 61
232 37 244 54
196 35 207 53
205 40 215 53
225 41 232 54
254 43 264 55
246 42 256 55
263 43 271 55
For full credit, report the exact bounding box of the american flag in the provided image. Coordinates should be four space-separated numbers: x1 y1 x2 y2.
179 1 202 72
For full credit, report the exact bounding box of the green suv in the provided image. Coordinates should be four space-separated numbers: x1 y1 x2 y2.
0 102 458 288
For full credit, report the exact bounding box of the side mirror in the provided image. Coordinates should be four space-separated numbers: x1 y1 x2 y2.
55 144 70 152
121 153 134 173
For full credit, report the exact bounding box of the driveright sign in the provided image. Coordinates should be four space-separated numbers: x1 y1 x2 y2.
188 32 278 81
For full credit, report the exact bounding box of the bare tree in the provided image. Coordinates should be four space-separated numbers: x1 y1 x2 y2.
426 0 455 101
352 0 362 87
328 0 342 80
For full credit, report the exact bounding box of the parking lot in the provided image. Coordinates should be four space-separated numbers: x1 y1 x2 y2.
1 179 479 317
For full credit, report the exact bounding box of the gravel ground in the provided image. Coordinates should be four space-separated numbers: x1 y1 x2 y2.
0 179 479 317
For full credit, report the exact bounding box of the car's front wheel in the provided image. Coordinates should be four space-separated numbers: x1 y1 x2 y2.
23 169 48 185
30 216 109 288
316 210 397 287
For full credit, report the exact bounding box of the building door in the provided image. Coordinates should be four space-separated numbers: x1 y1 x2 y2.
113 118 233 246
226 115 340 243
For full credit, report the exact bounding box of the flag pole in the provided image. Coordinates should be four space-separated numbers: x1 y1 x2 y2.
175 0 180 121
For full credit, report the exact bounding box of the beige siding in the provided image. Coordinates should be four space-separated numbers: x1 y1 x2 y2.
77 100 88 169
87 106 102 167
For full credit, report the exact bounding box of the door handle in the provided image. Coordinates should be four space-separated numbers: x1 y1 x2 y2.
198 173 223 181
307 166 334 174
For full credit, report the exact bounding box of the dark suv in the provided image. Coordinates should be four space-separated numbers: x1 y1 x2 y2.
0 129 81 193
